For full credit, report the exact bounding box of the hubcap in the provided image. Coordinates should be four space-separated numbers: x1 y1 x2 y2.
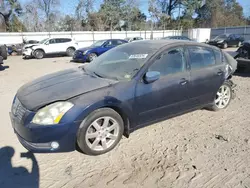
68 49 75 56
89 54 97 61
36 51 43 58
85 117 119 151
215 85 231 109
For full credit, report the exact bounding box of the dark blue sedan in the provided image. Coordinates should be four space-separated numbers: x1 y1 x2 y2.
72 39 127 62
10 40 237 155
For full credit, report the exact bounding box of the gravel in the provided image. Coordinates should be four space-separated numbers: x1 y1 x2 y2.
1 54 250 188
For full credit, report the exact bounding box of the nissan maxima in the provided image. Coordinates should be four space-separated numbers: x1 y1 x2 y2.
10 40 237 155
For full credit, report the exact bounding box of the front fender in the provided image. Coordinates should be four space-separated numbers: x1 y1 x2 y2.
74 97 133 124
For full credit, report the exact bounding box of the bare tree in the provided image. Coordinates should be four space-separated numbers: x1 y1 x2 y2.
34 0 60 31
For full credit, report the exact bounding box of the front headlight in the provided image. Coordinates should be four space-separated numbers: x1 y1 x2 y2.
83 50 88 55
217 40 224 43
32 102 74 125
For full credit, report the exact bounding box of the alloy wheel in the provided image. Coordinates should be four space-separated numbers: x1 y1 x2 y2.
89 53 97 61
85 116 120 151
215 85 231 109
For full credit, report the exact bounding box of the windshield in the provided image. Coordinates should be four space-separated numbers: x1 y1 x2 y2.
84 42 155 81
214 34 228 40
39 38 49 44
91 40 106 47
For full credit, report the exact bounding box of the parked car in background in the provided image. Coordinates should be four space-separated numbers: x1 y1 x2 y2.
207 34 244 49
7 44 23 56
10 40 237 156
0 45 7 70
72 39 127 62
162 36 192 41
124 37 143 42
233 40 250 71
0 45 7 60
23 38 78 59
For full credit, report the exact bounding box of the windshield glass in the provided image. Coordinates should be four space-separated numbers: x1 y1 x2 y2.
214 34 228 40
39 38 49 44
91 40 106 47
84 43 156 81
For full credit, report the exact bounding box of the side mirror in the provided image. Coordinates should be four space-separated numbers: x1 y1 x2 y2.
144 71 160 84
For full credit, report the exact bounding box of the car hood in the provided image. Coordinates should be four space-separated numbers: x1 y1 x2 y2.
209 38 225 42
16 67 113 111
24 44 40 49
77 46 97 52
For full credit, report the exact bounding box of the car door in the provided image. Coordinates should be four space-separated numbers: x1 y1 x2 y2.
45 39 61 54
134 46 191 125
55 38 68 52
186 45 225 108
98 40 114 55
228 34 236 46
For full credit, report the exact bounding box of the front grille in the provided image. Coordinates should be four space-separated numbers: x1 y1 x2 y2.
11 97 26 122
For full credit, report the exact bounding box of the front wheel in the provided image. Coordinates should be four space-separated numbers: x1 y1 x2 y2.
207 81 233 111
88 53 97 62
34 50 45 59
77 108 124 155
223 42 228 49
237 41 242 47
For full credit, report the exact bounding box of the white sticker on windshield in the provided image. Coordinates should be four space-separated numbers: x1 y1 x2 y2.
129 54 148 59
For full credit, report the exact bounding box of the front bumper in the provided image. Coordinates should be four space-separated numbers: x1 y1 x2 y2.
10 112 80 153
22 48 33 57
72 51 88 62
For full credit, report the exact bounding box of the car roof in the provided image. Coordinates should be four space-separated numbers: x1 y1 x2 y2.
128 39 215 50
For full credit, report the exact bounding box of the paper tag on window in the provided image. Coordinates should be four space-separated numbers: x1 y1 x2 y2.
129 54 148 59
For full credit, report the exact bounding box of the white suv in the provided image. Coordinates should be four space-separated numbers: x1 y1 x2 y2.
23 38 78 59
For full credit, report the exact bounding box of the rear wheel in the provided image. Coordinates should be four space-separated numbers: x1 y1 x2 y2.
77 108 124 155
207 81 232 111
66 47 75 57
34 50 45 59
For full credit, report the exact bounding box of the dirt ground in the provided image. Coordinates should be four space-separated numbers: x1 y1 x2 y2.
1 50 250 188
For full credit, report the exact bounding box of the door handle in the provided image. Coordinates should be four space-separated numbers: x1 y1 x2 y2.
179 79 188 85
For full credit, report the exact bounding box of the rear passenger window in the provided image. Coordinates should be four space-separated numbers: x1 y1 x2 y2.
188 47 215 69
62 38 71 42
149 48 186 76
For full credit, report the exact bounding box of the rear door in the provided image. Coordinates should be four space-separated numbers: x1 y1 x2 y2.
55 38 69 52
187 45 225 107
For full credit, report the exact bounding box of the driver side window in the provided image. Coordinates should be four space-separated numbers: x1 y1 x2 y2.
149 47 186 76
105 40 113 47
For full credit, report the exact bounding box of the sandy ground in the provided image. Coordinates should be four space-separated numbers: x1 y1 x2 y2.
1 49 250 188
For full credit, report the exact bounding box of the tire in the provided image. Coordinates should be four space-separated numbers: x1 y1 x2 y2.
223 42 228 49
237 41 242 47
88 53 98 62
0 46 7 60
34 50 45 59
207 81 233 111
77 108 124 156
66 47 75 57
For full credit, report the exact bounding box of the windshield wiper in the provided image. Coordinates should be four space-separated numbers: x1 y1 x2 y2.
93 72 119 81
93 71 104 78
